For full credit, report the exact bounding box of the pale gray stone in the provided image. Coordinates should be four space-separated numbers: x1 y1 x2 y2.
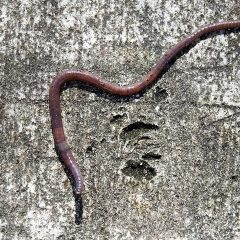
0 1 239 239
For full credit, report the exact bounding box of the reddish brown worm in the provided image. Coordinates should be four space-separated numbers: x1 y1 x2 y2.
49 20 240 195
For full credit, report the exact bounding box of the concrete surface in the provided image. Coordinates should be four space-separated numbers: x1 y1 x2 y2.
0 0 239 239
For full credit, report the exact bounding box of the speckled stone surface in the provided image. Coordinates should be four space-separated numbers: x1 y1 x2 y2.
0 1 239 239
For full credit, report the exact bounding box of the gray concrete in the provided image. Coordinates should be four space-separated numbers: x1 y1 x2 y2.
0 0 239 239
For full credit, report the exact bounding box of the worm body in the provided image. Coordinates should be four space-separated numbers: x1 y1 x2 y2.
49 20 240 195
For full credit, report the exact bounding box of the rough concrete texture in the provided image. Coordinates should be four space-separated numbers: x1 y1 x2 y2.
0 0 240 239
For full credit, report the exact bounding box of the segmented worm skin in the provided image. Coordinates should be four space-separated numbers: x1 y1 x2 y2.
49 20 240 195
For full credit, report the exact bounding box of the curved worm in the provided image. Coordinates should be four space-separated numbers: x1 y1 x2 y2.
49 20 240 195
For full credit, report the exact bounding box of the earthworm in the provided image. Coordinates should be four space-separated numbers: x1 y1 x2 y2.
49 20 240 195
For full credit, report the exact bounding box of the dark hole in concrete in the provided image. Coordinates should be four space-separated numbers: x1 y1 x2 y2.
230 175 238 181
155 87 168 101
122 160 156 180
110 113 126 123
122 121 159 133
86 145 93 152
142 152 162 160
120 122 159 140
